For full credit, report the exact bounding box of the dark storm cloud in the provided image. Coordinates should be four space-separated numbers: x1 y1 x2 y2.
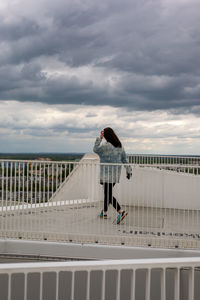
0 17 40 41
0 0 200 112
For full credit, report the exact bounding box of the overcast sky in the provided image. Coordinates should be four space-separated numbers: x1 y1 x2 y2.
0 0 200 154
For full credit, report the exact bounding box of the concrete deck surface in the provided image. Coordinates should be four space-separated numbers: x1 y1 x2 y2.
1 201 200 247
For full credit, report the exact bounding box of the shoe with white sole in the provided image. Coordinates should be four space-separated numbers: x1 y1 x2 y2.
116 210 128 224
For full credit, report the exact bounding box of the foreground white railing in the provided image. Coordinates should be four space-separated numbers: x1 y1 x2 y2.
1 157 200 249
0 257 200 300
128 154 200 165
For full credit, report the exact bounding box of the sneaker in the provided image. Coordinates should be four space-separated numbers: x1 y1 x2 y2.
98 210 103 218
117 210 128 224
98 210 108 219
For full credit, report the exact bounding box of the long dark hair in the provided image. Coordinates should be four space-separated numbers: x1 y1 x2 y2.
103 127 122 148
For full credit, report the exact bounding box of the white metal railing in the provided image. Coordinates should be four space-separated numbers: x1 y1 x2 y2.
0 159 78 205
128 154 200 165
1 158 200 249
0 257 200 299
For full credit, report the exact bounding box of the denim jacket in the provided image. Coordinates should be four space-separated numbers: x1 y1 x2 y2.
93 137 132 183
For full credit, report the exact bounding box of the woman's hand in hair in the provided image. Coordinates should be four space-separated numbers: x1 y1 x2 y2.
100 130 104 140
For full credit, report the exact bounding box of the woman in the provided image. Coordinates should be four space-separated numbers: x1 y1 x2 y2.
93 127 132 224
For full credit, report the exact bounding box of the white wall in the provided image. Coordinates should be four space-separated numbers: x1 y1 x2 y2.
51 154 102 202
52 154 200 210
115 166 200 209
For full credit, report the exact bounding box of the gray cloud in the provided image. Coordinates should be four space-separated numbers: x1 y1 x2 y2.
1 100 200 154
0 17 40 41
0 0 200 112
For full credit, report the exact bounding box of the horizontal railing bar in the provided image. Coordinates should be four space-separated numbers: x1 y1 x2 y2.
0 158 200 168
0 257 200 273
127 154 200 158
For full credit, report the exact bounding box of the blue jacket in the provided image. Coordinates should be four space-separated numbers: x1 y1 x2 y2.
93 137 132 183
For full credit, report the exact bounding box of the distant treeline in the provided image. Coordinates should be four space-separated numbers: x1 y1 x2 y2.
0 153 84 161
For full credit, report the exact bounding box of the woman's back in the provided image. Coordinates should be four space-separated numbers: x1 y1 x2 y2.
94 140 125 164
93 136 130 183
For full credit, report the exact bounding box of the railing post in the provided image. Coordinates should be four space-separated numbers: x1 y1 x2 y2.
24 273 27 300
8 273 11 300
86 271 90 300
116 269 121 300
71 271 75 300
131 269 135 300
174 268 180 300
161 269 166 300
145 269 151 300
55 271 59 300
101 270 105 300
188 267 194 300
39 272 43 300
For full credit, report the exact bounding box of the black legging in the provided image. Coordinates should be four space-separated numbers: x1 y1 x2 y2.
101 183 121 212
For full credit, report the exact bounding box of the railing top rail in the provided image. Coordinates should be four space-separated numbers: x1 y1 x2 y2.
127 154 200 158
1 257 200 273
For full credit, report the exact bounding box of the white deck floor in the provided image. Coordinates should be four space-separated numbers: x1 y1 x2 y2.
1 201 200 248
